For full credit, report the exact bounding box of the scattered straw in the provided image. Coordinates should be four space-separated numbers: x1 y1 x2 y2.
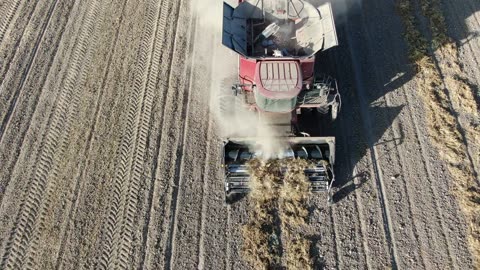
396 0 480 266
242 159 314 270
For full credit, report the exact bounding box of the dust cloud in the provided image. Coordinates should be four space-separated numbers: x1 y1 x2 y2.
195 0 285 159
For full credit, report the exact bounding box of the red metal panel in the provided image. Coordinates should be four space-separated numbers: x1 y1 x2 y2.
299 57 315 85
239 56 257 91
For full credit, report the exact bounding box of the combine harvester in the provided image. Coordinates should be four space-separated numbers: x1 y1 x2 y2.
221 0 340 203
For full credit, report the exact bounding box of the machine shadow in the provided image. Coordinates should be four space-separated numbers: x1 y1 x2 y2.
442 0 480 47
304 0 412 203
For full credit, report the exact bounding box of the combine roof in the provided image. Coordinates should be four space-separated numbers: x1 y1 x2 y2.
222 0 338 58
257 61 302 98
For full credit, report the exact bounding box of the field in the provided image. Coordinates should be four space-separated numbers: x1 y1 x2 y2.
0 0 478 269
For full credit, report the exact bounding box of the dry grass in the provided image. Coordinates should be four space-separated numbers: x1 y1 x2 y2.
396 0 480 266
242 159 313 270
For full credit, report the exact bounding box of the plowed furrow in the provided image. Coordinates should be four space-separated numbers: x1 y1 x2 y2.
98 0 163 268
0 1 101 268
0 0 21 42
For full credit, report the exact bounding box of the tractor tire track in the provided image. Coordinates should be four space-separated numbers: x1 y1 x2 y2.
333 72 392 269
0 0 59 143
135 0 180 266
0 0 41 89
139 1 196 269
97 0 164 268
333 117 375 269
196 133 229 270
226 205 232 270
195 26 235 269
53 0 129 268
0 0 22 43
0 1 102 269
51 2 148 269
0 0 88 258
0 0 77 207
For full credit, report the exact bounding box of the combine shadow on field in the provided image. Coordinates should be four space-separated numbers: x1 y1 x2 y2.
299 0 414 202
441 0 480 50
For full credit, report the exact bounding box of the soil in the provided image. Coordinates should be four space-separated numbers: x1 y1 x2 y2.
0 0 477 269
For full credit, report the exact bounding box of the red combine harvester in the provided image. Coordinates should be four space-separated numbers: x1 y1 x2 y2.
222 0 340 203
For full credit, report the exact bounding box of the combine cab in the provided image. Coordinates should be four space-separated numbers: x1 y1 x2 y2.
221 0 340 203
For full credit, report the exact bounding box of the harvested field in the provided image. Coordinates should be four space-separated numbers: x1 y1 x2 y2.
0 0 478 269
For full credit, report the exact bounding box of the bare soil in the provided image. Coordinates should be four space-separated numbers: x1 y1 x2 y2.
0 0 478 269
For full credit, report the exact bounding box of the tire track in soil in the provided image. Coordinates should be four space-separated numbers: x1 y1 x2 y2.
133 0 194 269
382 27 474 269
332 110 375 269
343 2 430 267
166 7 213 269
378 72 457 268
402 85 475 268
197 138 228 270
0 1 102 268
330 153 368 269
196 30 223 269
342 8 400 269
154 2 199 269
336 99 388 270
0 0 41 89
443 0 480 87
0 0 21 43
0 0 59 152
0 0 77 207
335 88 396 269
317 18 373 270
97 0 164 268
54 2 148 269
0 0 88 257
360 0 471 267
137 0 189 268
138 0 197 269
53 0 129 267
